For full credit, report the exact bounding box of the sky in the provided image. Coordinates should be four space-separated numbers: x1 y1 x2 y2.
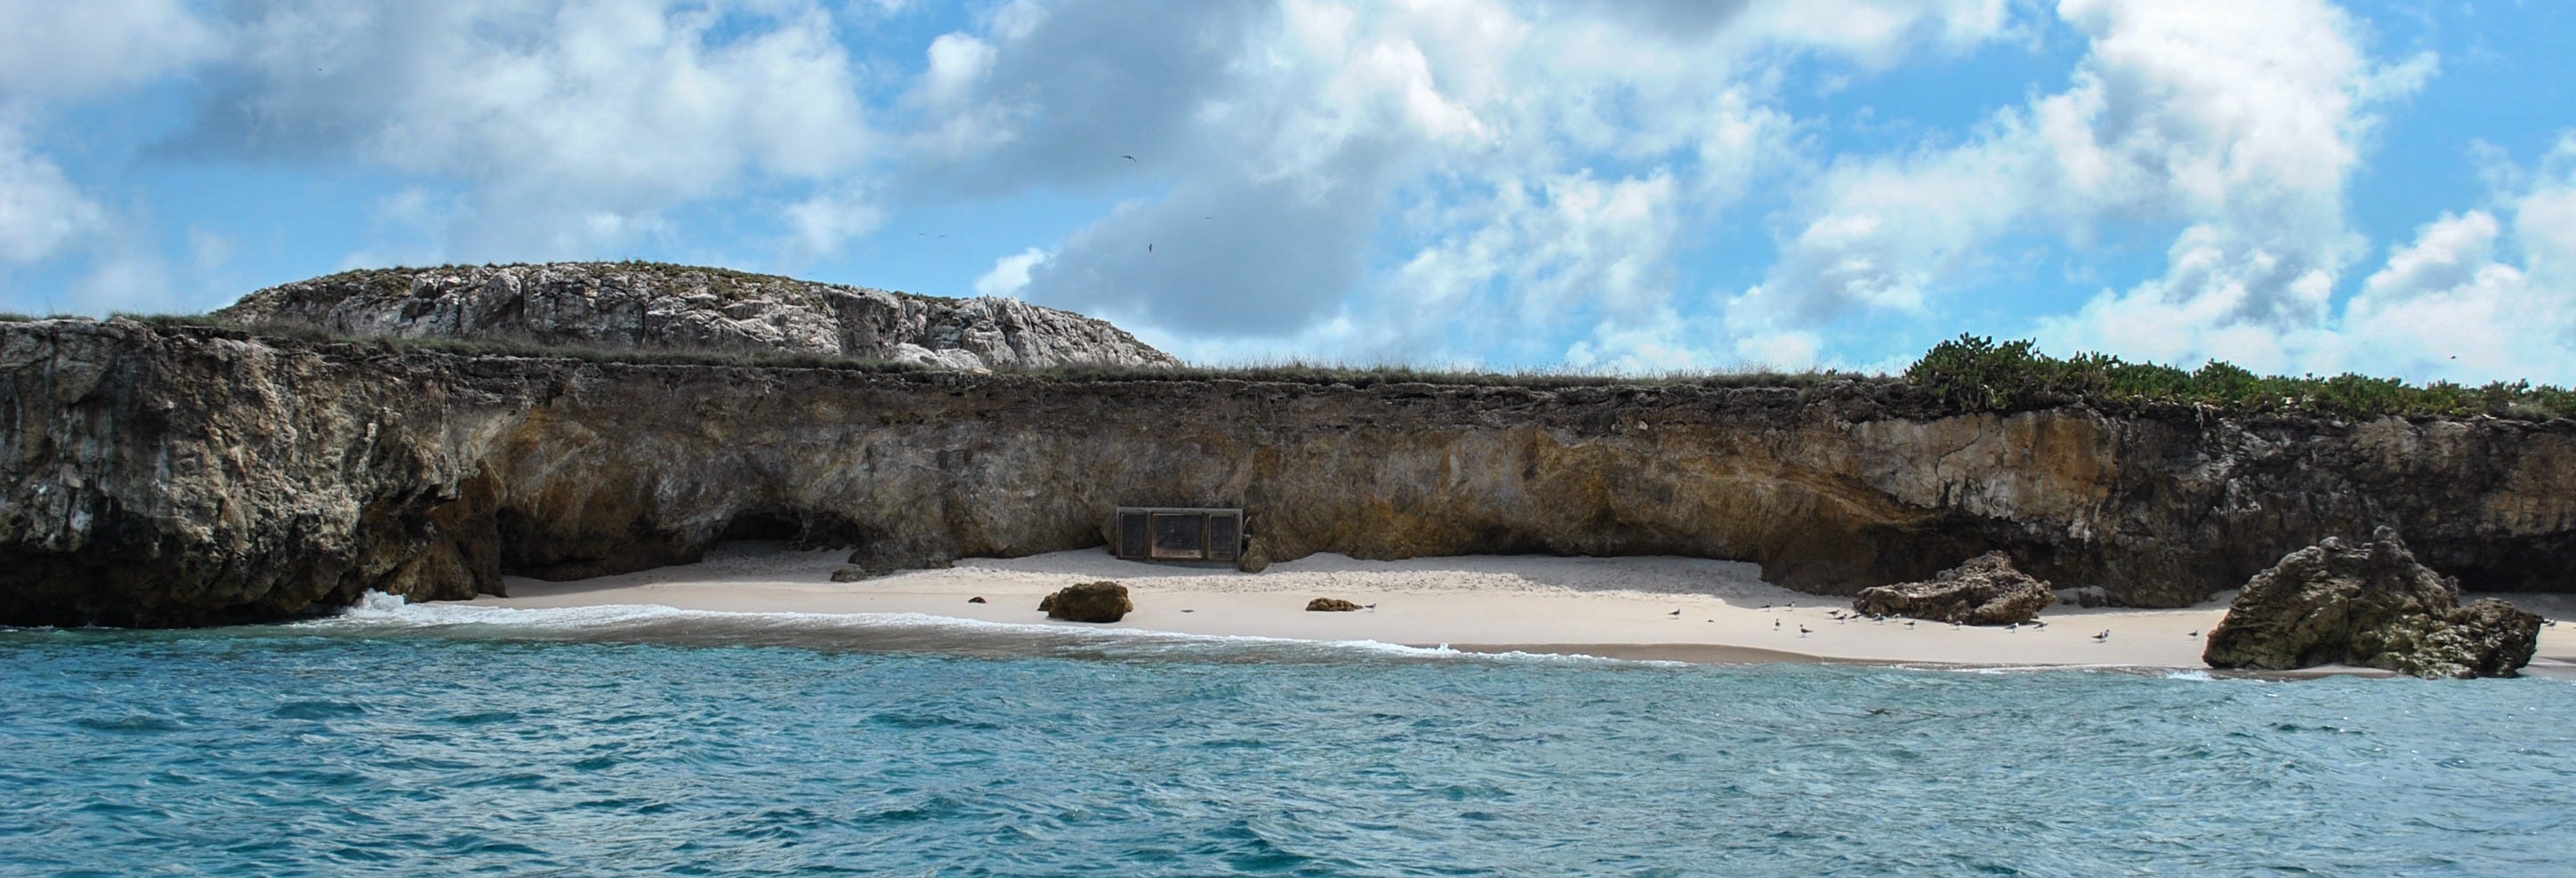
2 0 2573 382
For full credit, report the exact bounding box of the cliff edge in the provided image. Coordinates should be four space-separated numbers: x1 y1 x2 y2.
4 317 2572 626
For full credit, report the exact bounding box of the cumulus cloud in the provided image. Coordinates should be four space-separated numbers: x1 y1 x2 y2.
1737 0 2425 373
0 137 106 264
973 246 1048 298
0 0 219 101
168 0 876 258
2328 137 2576 384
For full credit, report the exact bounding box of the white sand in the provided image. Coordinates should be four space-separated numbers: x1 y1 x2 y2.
465 543 2576 673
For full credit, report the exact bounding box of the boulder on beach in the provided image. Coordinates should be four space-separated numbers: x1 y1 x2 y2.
1040 581 1133 623
1851 552 2053 625
2203 528 2540 679
1305 598 1361 612
829 567 867 583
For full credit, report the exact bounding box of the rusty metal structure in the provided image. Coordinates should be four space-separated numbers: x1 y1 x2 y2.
1113 506 1244 564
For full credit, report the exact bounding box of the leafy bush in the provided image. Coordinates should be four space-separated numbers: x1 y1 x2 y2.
1904 334 2574 420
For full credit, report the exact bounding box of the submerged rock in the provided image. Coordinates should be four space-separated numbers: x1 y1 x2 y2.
1042 581 1132 623
1850 552 2053 625
2203 530 2541 679
1305 598 1361 612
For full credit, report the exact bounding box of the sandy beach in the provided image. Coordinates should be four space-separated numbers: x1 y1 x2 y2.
465 543 2576 673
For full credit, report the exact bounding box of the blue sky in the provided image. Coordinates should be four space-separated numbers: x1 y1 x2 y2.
4 1 2574 382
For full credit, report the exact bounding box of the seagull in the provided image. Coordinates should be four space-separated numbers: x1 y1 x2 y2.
1798 625 1812 637
2007 623 2019 632
2092 630 2111 642
1147 244 1154 253
1904 621 1916 628
1668 609 1682 617
2031 621 2047 630
1182 608 1195 613
2186 630 2200 637
1774 619 1781 629
1364 603 1378 610
1121 155 1136 161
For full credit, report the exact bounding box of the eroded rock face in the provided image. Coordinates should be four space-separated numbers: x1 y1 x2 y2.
214 262 1180 372
1042 582 1132 623
4 318 2576 626
1851 552 2054 625
2203 530 2542 679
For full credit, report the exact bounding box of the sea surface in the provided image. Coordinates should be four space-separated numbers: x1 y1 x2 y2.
4 597 2573 877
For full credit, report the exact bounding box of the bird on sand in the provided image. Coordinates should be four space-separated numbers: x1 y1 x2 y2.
2186 630 2200 637
1904 621 1916 628
1668 609 1682 617
1364 603 1378 610
2092 630 2112 641
1774 619 1782 629
1798 625 1813 637
2007 623 2019 632
2030 620 2047 629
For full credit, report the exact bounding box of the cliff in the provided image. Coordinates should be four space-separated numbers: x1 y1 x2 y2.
4 318 2572 626
213 262 1180 372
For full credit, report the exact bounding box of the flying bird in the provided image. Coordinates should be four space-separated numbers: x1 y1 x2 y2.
1147 244 1154 253
1121 154 1137 161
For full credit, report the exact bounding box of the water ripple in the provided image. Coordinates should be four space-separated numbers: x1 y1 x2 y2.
1 623 2572 876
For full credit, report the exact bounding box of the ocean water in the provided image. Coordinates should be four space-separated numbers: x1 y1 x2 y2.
4 599 2573 877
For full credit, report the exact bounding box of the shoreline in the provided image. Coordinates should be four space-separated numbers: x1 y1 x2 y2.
460 544 2576 675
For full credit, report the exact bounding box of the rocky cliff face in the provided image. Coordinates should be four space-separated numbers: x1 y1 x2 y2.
4 318 2574 626
213 262 1180 372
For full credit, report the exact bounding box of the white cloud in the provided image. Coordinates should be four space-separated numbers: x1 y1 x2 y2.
183 0 877 259
0 136 106 263
0 0 218 101
973 246 1049 298
785 185 886 257
2326 136 2576 383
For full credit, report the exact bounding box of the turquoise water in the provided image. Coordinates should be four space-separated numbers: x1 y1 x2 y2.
4 600 2574 877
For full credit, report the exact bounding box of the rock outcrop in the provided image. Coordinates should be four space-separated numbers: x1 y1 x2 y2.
4 317 2576 626
2203 530 2542 679
1305 598 1362 612
213 262 1179 372
1040 582 1132 623
1850 552 2054 625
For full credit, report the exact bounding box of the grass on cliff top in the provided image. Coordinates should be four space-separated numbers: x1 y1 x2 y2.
1904 334 2576 421
1011 359 1864 391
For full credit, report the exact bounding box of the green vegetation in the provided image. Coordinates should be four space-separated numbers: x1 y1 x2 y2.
1905 334 2576 420
17 310 2570 420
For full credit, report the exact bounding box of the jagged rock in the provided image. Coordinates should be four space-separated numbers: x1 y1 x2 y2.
213 262 1180 373
1041 581 1132 623
8 315 2576 626
1305 598 1361 612
1851 552 2054 625
829 567 867 583
2204 530 2542 679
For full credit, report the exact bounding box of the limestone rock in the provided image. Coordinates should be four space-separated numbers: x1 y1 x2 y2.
2054 586 2111 608
1042 581 1132 623
2203 531 2541 679
1851 552 2054 625
213 262 1180 373
8 315 2576 627
1305 598 1361 612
